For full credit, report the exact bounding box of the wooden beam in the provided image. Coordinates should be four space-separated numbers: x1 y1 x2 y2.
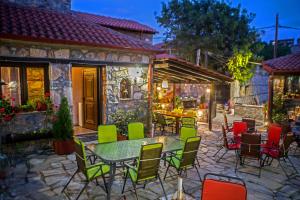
148 63 153 136
268 75 274 123
208 83 215 131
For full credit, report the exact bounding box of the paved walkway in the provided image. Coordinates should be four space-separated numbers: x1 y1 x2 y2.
1 122 300 200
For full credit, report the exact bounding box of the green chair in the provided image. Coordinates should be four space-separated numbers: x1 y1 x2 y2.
156 113 175 134
180 127 197 142
181 117 196 128
98 124 117 143
128 122 145 140
62 138 110 200
122 143 167 199
164 136 202 181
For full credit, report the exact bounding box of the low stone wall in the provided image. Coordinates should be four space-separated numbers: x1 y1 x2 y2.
234 104 264 121
0 111 50 135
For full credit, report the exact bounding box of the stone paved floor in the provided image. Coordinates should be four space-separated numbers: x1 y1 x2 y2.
1 122 300 200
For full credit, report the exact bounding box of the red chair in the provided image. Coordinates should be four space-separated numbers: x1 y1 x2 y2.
213 125 240 162
261 133 298 177
232 122 248 144
261 124 282 150
201 173 247 200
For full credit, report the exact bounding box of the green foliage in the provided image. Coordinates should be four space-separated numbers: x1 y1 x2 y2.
174 96 183 109
156 0 258 64
52 97 73 141
255 42 291 60
227 50 254 83
109 109 138 135
272 93 288 124
200 95 206 104
0 97 16 123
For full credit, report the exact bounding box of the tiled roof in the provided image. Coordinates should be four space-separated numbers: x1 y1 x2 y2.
0 1 160 53
263 53 300 74
75 11 157 34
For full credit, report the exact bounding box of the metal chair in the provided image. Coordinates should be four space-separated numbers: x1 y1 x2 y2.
261 124 282 150
261 133 298 177
122 143 167 199
156 113 175 134
62 138 110 200
98 124 117 143
164 136 202 181
235 133 263 177
242 118 256 132
223 113 233 132
128 122 144 140
201 173 247 200
213 125 240 162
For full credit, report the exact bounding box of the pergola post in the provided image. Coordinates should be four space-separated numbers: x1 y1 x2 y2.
268 75 274 123
148 63 154 135
208 83 214 131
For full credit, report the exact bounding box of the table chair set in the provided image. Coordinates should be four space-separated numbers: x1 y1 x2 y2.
62 123 204 200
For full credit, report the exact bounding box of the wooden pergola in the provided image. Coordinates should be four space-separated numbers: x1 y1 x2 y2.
151 54 233 130
262 53 300 122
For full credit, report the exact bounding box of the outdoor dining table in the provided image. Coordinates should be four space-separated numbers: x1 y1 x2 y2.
155 110 196 134
86 136 184 200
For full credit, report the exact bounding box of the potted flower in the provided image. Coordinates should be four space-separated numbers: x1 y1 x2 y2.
52 97 74 155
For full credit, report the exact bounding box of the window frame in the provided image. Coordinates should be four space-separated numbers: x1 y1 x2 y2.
0 62 49 104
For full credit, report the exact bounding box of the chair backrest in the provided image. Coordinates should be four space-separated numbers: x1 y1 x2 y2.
221 125 229 149
180 136 201 168
240 133 261 159
180 127 197 142
74 138 87 174
136 143 163 182
233 122 248 136
181 117 196 128
266 124 282 148
223 113 230 130
280 133 295 157
202 173 247 200
242 118 255 132
128 122 144 140
156 113 166 125
98 124 117 143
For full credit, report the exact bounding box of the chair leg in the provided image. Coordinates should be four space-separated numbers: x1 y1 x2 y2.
235 156 240 173
278 159 289 178
195 165 202 182
164 164 170 180
217 150 228 162
287 157 298 174
75 181 89 200
258 159 262 178
122 170 129 194
158 174 168 200
101 174 108 194
132 182 139 200
62 169 78 193
213 146 223 157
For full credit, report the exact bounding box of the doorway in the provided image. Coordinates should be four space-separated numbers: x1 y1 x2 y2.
72 67 100 131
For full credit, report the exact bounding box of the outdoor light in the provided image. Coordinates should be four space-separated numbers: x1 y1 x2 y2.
162 104 166 109
206 88 211 93
162 80 168 89
197 110 204 117
157 86 162 91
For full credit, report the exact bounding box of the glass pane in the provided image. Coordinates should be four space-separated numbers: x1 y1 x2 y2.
26 67 45 101
1 67 21 106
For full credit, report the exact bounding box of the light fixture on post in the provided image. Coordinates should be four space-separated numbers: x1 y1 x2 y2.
162 80 168 89
206 88 211 93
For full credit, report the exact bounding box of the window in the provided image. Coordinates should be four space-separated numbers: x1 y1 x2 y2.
0 64 49 105
120 78 131 99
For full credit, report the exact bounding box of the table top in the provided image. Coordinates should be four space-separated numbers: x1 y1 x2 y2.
154 110 196 118
86 136 184 163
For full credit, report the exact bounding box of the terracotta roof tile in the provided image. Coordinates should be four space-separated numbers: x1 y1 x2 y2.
262 53 300 74
0 1 160 53
75 11 157 34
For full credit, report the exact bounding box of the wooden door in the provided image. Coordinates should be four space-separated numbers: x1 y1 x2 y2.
83 68 98 130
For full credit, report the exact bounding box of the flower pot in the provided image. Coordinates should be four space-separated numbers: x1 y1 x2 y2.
53 140 74 155
37 102 47 111
117 134 128 141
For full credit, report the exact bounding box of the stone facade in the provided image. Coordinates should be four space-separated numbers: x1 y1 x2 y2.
105 65 149 127
4 0 71 12
234 104 265 121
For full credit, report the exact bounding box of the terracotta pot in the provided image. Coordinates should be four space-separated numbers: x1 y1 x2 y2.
117 134 128 141
37 102 47 111
53 140 74 155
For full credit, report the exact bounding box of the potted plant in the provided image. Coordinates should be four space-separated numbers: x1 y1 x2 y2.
52 97 74 155
272 93 288 126
200 95 206 109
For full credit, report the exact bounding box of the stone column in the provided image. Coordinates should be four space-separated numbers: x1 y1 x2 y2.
49 63 73 111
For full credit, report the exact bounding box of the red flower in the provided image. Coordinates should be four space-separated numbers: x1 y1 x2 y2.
0 108 5 113
4 114 12 121
11 97 15 101
45 92 50 97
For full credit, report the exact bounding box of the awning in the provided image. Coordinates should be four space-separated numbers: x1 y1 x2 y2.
153 54 233 84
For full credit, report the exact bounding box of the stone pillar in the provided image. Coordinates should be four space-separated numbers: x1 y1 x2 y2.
49 63 73 110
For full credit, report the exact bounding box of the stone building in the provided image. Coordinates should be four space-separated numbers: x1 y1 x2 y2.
0 0 159 133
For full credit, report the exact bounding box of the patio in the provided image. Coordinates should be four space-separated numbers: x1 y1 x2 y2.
1 121 300 200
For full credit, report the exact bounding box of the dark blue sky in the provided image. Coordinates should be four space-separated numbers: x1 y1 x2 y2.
72 0 300 44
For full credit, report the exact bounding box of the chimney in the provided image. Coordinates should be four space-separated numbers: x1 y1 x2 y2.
5 0 71 12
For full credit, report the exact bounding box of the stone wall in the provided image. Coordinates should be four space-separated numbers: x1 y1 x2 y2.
234 104 265 121
0 111 49 135
105 65 149 127
4 0 71 12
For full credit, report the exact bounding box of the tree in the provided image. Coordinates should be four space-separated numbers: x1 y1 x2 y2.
156 0 258 64
255 42 291 60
